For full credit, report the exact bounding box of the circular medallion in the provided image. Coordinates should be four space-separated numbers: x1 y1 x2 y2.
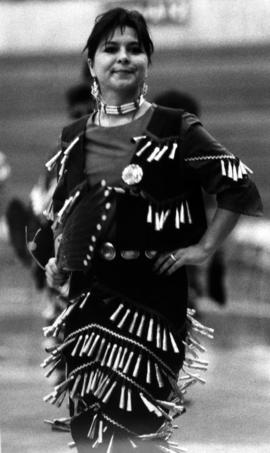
122 164 143 186
99 242 116 261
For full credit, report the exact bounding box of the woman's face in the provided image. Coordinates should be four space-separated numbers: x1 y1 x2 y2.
89 26 149 101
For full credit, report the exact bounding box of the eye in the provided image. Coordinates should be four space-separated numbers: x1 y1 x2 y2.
103 44 118 53
129 44 143 54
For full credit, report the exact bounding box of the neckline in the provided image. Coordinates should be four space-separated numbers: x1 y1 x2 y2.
87 104 154 130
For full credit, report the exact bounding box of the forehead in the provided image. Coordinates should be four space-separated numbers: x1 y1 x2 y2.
102 26 139 44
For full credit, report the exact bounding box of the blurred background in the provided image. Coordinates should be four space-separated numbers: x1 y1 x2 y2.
0 1 270 452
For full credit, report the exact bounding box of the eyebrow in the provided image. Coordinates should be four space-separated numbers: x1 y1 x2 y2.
104 39 140 45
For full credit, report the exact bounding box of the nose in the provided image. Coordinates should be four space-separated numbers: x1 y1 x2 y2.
117 46 129 63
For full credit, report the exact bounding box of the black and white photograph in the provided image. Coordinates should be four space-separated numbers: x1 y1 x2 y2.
0 1 269 452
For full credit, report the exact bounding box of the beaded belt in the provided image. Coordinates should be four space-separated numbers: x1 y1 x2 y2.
99 242 157 261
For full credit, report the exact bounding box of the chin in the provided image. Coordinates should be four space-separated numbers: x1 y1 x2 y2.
112 75 137 87
113 82 138 95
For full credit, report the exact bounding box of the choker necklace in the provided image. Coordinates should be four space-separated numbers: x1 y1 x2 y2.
99 94 145 115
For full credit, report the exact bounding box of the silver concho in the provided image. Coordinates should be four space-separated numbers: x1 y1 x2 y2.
99 242 116 261
145 250 158 259
122 164 143 186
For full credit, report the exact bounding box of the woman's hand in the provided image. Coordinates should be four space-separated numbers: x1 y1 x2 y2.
153 244 211 276
153 208 241 276
45 257 68 289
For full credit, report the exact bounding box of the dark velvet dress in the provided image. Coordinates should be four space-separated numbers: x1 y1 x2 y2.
42 105 263 453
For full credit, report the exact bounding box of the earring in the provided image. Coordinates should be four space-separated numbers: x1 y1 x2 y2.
91 77 100 101
141 81 148 97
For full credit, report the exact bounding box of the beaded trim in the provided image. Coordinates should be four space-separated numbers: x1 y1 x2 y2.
184 154 235 162
66 360 162 406
65 323 177 378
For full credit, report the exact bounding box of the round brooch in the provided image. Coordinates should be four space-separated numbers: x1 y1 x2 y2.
122 164 143 186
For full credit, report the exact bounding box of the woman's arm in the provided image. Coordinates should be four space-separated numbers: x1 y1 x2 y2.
182 113 263 218
153 208 240 275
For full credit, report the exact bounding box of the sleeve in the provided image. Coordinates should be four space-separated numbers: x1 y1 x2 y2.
181 112 263 217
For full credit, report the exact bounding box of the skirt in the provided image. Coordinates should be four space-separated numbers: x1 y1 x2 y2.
42 254 213 453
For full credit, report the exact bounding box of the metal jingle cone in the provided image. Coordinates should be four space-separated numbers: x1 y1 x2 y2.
102 381 117 403
117 308 131 329
106 344 117 368
147 318 154 342
87 334 101 357
146 359 152 384
70 374 81 399
87 413 98 439
119 384 126 409
128 311 139 334
136 314 146 337
128 438 138 448
126 387 132 412
106 434 114 453
132 353 142 378
123 350 134 374
162 328 168 351
101 342 112 367
155 363 164 388
71 335 83 356
169 331 180 353
110 304 124 322
79 334 89 356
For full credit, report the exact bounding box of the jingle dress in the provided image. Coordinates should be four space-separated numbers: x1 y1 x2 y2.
41 105 262 452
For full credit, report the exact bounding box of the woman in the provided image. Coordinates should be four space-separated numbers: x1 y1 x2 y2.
43 7 263 453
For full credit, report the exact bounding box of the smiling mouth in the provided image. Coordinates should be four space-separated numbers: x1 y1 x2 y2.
113 69 134 74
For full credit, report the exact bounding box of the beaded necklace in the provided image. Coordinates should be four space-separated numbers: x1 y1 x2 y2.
99 94 145 115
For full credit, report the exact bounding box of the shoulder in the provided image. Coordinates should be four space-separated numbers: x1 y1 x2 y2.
147 104 184 137
147 104 202 138
152 103 184 119
45 115 90 174
181 111 202 134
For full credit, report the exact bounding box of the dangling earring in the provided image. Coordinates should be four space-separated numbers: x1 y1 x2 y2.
141 81 148 97
91 77 100 102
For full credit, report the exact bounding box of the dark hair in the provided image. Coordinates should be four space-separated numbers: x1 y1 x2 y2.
83 7 154 63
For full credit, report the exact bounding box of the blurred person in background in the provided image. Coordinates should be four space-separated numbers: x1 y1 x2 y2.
154 89 226 312
154 89 201 117
66 82 95 119
6 82 94 274
6 83 94 384
42 7 262 453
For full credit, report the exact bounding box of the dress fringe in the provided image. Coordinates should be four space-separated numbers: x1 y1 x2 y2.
42 288 213 452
